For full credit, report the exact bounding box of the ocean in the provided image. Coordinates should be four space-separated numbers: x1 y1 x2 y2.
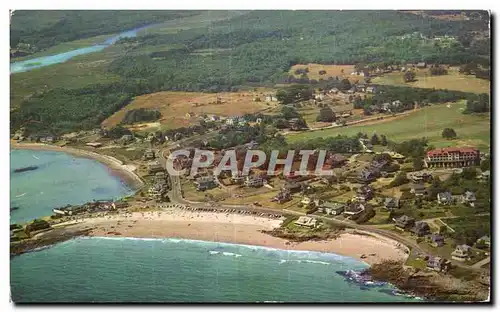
10 237 421 303
10 149 134 224
10 149 420 303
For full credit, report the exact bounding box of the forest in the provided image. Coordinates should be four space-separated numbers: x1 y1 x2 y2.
10 11 198 54
10 10 490 136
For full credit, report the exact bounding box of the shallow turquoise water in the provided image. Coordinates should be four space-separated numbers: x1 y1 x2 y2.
10 149 133 223
10 237 421 303
10 26 148 74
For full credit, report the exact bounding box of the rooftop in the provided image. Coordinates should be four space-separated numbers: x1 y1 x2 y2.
427 147 479 156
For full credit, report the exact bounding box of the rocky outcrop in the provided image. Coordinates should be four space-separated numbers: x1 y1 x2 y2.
367 260 490 302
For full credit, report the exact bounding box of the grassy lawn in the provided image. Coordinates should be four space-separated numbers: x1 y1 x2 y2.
405 253 428 270
365 209 390 225
372 67 490 94
289 63 357 82
287 100 490 151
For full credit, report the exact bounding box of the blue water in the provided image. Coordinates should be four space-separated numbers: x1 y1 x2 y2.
10 237 421 303
10 25 150 74
10 149 134 223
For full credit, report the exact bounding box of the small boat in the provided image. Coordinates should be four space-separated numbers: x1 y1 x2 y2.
32 155 40 160
10 206 20 212
14 166 38 173
15 193 26 198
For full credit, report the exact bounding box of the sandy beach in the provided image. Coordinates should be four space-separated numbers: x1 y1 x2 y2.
63 209 409 265
11 142 144 189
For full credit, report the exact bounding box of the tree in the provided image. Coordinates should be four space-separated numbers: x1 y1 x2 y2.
370 133 380 145
389 172 409 187
338 78 351 91
403 71 416 82
442 128 457 139
464 93 490 114
439 225 448 235
373 153 392 163
316 107 336 122
459 62 478 75
413 158 425 171
480 157 490 172
461 167 478 180
281 106 300 120
429 65 448 76
380 134 388 146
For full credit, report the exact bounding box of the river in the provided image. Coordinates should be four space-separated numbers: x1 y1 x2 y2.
10 25 151 74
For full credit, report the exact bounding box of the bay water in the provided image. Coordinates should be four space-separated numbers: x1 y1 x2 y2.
10 149 133 224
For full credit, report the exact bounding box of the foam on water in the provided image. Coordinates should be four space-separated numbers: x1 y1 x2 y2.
10 236 421 302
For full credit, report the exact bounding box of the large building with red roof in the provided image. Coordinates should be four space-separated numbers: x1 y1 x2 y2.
424 147 480 168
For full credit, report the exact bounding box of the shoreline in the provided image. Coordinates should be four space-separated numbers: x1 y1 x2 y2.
59 209 408 266
11 142 144 190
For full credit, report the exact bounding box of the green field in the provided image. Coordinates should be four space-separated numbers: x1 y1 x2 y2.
287 101 490 151
372 67 490 94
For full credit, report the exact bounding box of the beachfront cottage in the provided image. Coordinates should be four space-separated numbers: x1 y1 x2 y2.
294 216 319 228
195 176 217 191
272 189 291 204
316 201 346 216
427 256 449 272
343 202 365 217
244 175 264 188
430 233 445 247
451 244 471 261
384 197 400 210
394 215 415 230
411 221 431 237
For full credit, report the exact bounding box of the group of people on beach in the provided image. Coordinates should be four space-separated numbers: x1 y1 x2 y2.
165 203 283 219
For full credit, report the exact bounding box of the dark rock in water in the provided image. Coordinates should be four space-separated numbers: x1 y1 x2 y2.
14 166 38 173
